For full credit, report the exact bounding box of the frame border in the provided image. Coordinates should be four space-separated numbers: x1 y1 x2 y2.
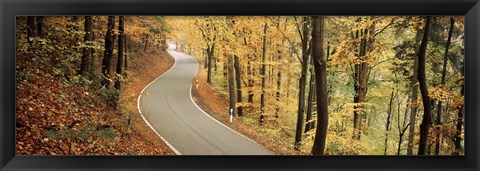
1 0 479 170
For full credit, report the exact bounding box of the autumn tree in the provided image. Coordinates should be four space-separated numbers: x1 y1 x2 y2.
102 16 115 88
80 16 92 76
295 16 311 149
417 16 432 155
311 16 328 155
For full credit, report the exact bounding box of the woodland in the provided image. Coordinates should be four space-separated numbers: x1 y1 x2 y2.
15 16 464 155
167 16 464 155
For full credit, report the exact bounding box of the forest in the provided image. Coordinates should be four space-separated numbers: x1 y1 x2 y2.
16 16 464 155
167 16 464 155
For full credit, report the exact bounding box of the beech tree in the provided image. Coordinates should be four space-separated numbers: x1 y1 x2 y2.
311 16 328 155
417 16 432 155
102 16 115 88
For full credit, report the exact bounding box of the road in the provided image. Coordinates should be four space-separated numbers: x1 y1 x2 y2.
137 48 274 155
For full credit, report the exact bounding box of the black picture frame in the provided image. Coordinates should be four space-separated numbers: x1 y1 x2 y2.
1 0 479 170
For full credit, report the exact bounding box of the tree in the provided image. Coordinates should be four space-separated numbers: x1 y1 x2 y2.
311 16 328 155
80 16 92 76
259 21 268 124
102 16 115 88
295 16 311 149
453 64 464 155
434 17 454 155
115 16 125 90
352 17 376 140
384 90 395 155
226 16 236 117
407 20 423 155
27 16 36 45
417 16 432 155
36 16 44 37
234 55 243 117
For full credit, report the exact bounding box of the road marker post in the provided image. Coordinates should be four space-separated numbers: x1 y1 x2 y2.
196 80 198 89
229 108 233 122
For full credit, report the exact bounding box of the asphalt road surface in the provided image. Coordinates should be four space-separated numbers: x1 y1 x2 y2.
137 48 274 155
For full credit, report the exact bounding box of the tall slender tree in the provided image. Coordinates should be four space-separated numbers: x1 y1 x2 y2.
36 16 43 37
295 16 311 149
80 16 92 76
234 55 243 117
417 16 433 155
115 16 125 90
102 16 115 88
226 16 236 117
27 16 36 45
311 16 328 155
259 21 268 124
434 17 455 155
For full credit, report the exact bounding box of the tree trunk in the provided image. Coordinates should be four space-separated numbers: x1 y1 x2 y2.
417 16 432 156
124 35 128 71
207 44 215 84
36 16 43 37
204 49 208 69
407 22 423 155
434 17 454 155
295 16 310 149
80 16 92 76
102 16 115 88
144 34 149 52
453 64 464 155
259 22 268 124
234 55 243 117
305 67 315 133
311 16 328 155
27 16 36 45
226 16 236 117
384 91 395 155
275 56 282 119
115 16 125 90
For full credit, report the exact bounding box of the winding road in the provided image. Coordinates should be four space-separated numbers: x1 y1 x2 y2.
137 47 273 155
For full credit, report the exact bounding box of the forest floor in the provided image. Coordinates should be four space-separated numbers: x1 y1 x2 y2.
191 66 305 155
16 46 175 155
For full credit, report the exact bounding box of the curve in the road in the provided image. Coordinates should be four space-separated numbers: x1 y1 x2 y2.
137 49 273 155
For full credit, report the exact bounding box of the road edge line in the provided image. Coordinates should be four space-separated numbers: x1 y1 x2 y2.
187 53 272 152
137 50 181 155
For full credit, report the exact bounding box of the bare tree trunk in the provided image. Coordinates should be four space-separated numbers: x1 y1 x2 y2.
36 16 43 37
275 56 282 119
207 44 215 84
453 64 464 155
311 16 328 155
234 55 243 117
384 91 395 155
124 35 128 71
305 67 315 133
80 16 92 76
417 16 432 155
102 16 115 88
259 22 268 124
226 16 236 117
114 16 125 90
27 16 36 45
